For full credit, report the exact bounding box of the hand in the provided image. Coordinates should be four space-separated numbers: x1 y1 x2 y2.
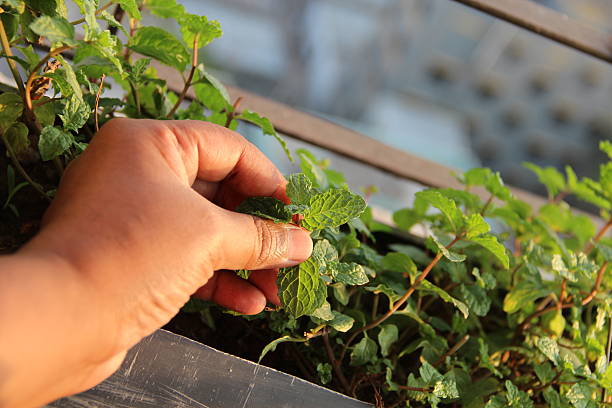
1 118 312 407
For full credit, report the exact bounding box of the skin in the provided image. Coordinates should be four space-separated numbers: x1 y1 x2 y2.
0 119 313 408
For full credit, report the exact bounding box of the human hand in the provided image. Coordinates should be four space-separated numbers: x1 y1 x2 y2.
17 118 312 405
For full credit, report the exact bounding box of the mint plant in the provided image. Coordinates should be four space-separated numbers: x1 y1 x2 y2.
200 141 612 407
0 0 287 251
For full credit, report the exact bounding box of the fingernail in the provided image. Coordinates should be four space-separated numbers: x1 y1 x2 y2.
279 227 313 268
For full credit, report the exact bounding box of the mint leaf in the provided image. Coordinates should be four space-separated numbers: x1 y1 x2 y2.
419 280 469 318
350 335 378 366
33 96 56 128
465 213 490 239
29 16 75 45
0 92 24 131
524 163 566 199
468 235 509 269
236 196 292 223
329 262 368 285
193 66 230 109
258 335 304 363
459 284 490 316
430 235 466 263
179 13 222 47
4 122 30 160
504 381 534 407
311 301 334 320
114 0 141 20
60 95 90 132
503 280 549 313
536 337 561 366
38 126 74 161
327 311 354 332
128 26 189 71
416 190 465 232
301 189 366 231
286 173 316 206
601 140 612 159
144 0 186 19
378 324 398 357
296 149 328 189
236 110 292 161
278 258 326 318
312 239 338 263
317 363 332 385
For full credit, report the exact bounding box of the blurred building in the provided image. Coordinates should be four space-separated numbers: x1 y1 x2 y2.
166 0 612 202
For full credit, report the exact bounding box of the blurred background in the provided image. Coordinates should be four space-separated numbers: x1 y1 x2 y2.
145 0 612 207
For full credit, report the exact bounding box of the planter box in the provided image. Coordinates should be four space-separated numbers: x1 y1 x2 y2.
48 330 373 408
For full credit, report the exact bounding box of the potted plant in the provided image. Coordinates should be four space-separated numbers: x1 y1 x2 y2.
1 1 611 407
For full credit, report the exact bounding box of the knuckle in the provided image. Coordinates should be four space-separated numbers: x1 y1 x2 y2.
250 217 287 268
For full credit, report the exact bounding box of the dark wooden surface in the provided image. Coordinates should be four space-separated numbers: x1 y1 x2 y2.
450 0 612 64
48 330 373 408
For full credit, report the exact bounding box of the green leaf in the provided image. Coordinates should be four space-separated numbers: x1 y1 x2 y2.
1 0 25 13
327 311 354 332
459 284 490 316
429 235 466 263
258 335 304 363
3 122 30 160
566 382 597 408
236 110 292 161
478 338 502 378
378 324 398 357
316 363 332 385
286 173 316 206
278 258 326 318
113 0 141 20
311 301 334 320
329 262 368 285
419 280 469 318
33 97 56 128
503 280 549 314
465 213 490 239
301 189 366 231
350 335 378 366
59 95 90 132
144 0 186 19
74 30 123 75
524 162 566 199
468 235 509 269
29 16 75 45
392 208 422 231
235 269 250 280
38 126 74 161
179 13 222 47
420 361 443 383
542 309 566 337
536 337 561 366
416 190 464 232
601 140 612 159
296 149 328 189
504 380 534 407
382 252 417 278
433 376 460 399
0 92 23 131
193 66 230 110
128 26 189 71
236 196 291 223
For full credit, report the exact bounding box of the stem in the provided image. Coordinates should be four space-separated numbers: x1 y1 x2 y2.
322 332 350 394
339 235 462 362
581 261 607 306
551 190 569 204
517 300 574 335
584 215 612 254
0 16 25 96
128 80 141 116
558 278 567 310
69 1 113 25
480 194 494 216
1 133 50 202
25 45 74 112
433 334 470 367
397 385 431 392
371 293 379 320
166 34 199 119
224 97 244 128
531 369 563 392
94 74 106 132
603 317 612 403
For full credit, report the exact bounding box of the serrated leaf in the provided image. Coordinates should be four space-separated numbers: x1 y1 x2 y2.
236 196 291 222
327 311 354 332
144 0 185 19
433 376 460 399
59 95 90 132
316 363 332 385
392 208 422 231
301 189 366 231
312 239 338 263
505 380 534 407
258 335 304 363
430 235 466 262
468 234 509 269
0 93 23 131
38 126 74 161
416 189 465 232
566 382 597 408
329 262 368 285
524 163 566 199
378 324 398 357
465 213 490 239
350 335 378 366
74 30 123 75
420 361 443 384
459 284 490 316
503 280 549 313
286 173 315 206
114 0 141 20
193 66 230 110
311 301 334 320
536 337 561 366
179 13 222 47
296 149 328 189
33 97 56 128
236 110 292 161
419 280 469 318
128 26 189 71
278 258 326 318
3 122 29 160
236 269 250 280
382 252 417 278
601 140 612 159
29 16 75 45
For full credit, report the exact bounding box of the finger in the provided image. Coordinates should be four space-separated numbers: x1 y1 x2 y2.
163 120 288 202
248 269 281 306
210 208 312 271
193 270 266 315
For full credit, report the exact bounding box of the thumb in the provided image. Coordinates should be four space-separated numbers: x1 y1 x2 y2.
212 208 313 271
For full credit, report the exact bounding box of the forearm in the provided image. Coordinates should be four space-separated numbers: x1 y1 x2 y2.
0 250 107 407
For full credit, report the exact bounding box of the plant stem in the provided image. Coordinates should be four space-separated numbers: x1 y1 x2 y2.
1 133 50 202
0 16 25 96
603 317 612 403
128 80 141 116
224 97 244 128
397 385 431 392
322 332 350 394
480 194 493 216
339 235 462 362
25 45 75 112
516 300 574 335
581 261 607 305
584 215 612 254
166 34 199 119
433 334 470 367
94 74 106 132
69 1 113 25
